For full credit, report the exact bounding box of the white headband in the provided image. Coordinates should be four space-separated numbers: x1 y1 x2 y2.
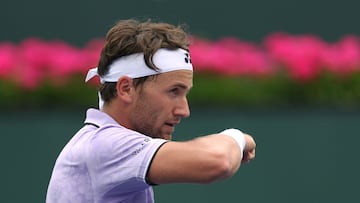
85 48 193 109
85 48 193 83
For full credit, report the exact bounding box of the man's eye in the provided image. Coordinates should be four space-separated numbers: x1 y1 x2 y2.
170 88 179 94
169 88 182 96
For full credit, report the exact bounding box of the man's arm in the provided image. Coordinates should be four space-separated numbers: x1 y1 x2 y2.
147 131 256 185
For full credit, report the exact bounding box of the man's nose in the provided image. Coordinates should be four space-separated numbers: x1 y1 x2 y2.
174 98 190 118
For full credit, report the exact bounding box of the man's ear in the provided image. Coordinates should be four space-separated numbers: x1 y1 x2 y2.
116 76 134 103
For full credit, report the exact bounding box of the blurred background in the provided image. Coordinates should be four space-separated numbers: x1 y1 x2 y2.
1 0 359 202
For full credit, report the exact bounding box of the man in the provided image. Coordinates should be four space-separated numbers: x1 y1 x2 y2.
46 19 256 203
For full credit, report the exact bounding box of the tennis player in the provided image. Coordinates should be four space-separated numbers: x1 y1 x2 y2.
46 19 256 203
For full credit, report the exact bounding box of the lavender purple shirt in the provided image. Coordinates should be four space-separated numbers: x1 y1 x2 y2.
46 108 168 203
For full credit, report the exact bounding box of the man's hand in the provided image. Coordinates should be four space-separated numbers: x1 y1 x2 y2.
242 134 256 163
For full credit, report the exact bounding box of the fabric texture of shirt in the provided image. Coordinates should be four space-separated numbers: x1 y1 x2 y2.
46 108 167 203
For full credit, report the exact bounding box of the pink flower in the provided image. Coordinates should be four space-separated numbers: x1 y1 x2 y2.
320 35 360 75
81 38 104 71
216 37 273 76
47 41 83 80
14 38 51 89
2 33 360 90
265 32 326 81
189 37 217 72
190 37 273 77
0 42 17 78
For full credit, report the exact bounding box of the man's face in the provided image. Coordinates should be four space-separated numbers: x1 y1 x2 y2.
129 70 193 140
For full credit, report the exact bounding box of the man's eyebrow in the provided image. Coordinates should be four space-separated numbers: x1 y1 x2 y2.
172 83 193 91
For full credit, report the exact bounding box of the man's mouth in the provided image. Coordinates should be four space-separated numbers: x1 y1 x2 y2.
165 121 179 127
165 123 175 127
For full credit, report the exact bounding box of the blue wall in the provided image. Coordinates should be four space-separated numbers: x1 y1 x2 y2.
1 0 360 46
1 107 359 202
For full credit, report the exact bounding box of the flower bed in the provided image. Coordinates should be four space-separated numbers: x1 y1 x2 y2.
1 33 360 108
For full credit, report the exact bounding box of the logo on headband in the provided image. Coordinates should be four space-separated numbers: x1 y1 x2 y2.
184 52 192 64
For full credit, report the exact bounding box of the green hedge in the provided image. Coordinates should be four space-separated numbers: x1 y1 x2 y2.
190 72 360 107
2 72 360 109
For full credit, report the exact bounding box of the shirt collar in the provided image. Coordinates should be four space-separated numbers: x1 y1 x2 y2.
84 108 119 127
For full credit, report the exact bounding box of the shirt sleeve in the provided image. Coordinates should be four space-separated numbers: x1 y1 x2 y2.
86 126 167 196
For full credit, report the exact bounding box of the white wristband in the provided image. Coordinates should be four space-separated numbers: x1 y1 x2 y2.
220 128 246 154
